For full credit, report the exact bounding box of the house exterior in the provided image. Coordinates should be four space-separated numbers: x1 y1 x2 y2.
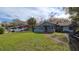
34 18 75 33
3 20 30 32
49 17 75 33
34 21 55 33
63 26 74 33
55 25 74 33
8 25 29 32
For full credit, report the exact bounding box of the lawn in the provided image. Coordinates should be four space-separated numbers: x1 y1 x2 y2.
0 32 70 51
52 32 68 43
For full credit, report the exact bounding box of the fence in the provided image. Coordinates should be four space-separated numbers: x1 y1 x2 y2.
69 33 79 51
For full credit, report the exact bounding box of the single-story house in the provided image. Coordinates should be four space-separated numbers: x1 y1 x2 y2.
34 19 75 33
55 25 74 33
8 25 29 32
49 17 75 33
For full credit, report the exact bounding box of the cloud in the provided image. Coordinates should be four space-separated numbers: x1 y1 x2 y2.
0 7 68 22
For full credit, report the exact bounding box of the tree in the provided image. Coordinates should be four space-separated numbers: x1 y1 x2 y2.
64 7 79 51
27 17 36 31
64 7 79 31
0 27 4 34
1 21 9 29
64 7 79 22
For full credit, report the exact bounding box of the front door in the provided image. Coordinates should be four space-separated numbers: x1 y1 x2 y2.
44 26 48 32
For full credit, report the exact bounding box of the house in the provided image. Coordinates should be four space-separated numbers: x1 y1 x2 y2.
55 25 74 33
34 21 55 33
34 17 75 33
49 17 75 33
8 25 29 32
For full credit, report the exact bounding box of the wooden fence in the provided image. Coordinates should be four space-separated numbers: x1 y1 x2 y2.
69 33 79 51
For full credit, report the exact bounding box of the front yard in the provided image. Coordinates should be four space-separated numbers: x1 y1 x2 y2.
0 32 70 51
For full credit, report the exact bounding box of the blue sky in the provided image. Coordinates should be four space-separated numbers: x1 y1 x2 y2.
0 7 69 22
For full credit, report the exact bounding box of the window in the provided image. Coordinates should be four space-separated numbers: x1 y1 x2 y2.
69 26 73 30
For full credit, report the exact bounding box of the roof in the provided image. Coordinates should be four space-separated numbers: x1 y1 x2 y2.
35 20 55 27
49 17 71 26
36 17 71 27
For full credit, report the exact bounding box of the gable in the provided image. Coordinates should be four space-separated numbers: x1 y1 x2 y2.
38 21 54 27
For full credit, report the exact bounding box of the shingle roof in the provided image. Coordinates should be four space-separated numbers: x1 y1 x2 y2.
49 17 71 26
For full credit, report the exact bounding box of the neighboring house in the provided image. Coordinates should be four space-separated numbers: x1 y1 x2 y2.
8 25 29 32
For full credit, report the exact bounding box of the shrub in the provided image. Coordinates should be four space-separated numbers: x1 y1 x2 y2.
0 27 4 34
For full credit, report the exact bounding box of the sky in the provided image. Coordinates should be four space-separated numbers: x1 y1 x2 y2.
0 7 70 22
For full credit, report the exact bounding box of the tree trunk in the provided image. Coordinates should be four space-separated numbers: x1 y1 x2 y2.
32 26 34 32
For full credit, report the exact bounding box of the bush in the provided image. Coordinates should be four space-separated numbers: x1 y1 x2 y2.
0 27 4 34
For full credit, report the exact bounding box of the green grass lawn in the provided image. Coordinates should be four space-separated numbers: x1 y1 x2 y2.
52 32 68 43
0 32 70 51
